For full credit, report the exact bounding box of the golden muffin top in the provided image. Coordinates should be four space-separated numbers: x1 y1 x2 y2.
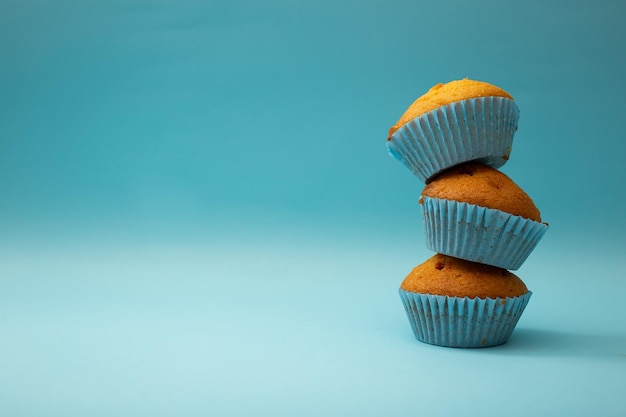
421 163 542 222
400 254 528 299
387 78 513 140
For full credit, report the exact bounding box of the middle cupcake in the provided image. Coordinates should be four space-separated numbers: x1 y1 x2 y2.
419 163 549 270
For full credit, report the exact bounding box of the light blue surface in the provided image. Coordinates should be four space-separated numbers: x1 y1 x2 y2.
1 0 626 415
1 232 625 416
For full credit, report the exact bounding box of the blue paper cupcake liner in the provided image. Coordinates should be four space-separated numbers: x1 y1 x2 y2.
387 96 519 182
421 197 548 270
399 289 532 348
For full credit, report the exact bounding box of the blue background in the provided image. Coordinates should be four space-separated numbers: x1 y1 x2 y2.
1 0 625 415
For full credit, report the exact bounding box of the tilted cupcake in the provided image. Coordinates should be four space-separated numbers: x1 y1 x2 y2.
420 163 548 270
387 79 520 182
399 254 532 348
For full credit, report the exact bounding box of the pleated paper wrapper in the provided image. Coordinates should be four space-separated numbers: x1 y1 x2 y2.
399 289 532 348
421 197 548 270
387 96 519 182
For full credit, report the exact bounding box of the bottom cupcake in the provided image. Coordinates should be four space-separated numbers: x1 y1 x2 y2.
399 254 532 348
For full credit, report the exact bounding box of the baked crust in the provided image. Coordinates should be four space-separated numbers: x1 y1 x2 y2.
388 78 513 139
400 254 528 298
421 163 542 222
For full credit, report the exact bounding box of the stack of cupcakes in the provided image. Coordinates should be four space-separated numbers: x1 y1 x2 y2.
387 79 548 348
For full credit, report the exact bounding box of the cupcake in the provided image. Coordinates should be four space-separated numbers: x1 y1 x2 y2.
387 79 519 182
399 254 532 348
420 163 548 270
